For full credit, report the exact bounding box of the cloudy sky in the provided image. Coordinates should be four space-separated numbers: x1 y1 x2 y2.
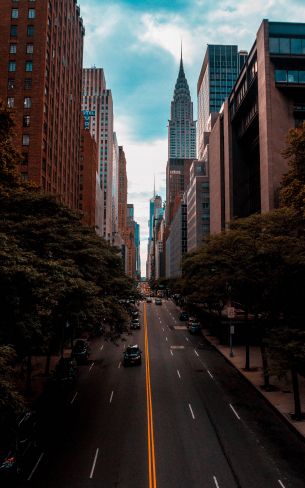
79 0 304 275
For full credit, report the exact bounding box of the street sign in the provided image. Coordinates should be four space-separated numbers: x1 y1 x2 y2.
227 307 235 319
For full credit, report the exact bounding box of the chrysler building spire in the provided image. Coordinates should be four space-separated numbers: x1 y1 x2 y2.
168 46 196 159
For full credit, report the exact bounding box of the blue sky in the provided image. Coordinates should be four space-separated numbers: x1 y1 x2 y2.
79 0 305 275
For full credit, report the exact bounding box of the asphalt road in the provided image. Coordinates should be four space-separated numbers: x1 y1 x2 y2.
15 299 305 488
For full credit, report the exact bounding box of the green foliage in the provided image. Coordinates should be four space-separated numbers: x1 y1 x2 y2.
0 346 24 429
0 102 136 424
280 122 305 215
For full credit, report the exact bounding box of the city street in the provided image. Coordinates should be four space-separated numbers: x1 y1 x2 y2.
17 300 305 488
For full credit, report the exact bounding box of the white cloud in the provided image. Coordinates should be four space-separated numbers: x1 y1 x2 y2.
139 13 199 64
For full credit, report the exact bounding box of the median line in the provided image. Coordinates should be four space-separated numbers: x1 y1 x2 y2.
144 302 157 488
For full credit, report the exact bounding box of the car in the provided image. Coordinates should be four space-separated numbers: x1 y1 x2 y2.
155 298 162 305
54 357 78 383
123 345 142 366
71 339 90 364
188 322 201 334
179 311 189 321
146 297 152 303
131 310 139 318
130 319 140 330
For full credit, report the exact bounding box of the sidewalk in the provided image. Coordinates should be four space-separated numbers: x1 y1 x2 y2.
202 328 305 440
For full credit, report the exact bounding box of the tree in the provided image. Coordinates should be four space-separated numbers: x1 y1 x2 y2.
280 122 305 216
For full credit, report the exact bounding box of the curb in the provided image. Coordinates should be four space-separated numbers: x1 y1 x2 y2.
201 330 305 444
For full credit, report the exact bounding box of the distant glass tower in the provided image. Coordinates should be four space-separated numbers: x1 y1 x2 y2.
197 45 247 158
168 50 196 160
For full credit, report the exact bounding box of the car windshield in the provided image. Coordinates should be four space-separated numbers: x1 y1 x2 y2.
126 347 139 354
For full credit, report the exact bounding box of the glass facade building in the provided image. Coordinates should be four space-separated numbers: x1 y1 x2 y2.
197 45 246 158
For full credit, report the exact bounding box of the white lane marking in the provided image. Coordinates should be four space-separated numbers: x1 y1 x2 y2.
118 362 121 369
207 370 214 379
89 362 94 372
229 403 241 420
188 403 195 420
170 350 174 356
194 350 199 357
185 336 189 342
165 337 168 342
109 390 114 404
213 475 220 488
100 345 104 351
162 327 165 332
123 344 126 350
27 452 44 481
89 448 99 479
70 392 78 404
278 481 286 488
177 369 181 379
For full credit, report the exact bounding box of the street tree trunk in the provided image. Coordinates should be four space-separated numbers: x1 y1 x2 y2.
260 341 271 389
291 367 302 420
244 311 250 371
25 354 32 394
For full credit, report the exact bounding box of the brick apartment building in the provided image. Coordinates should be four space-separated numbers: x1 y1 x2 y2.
0 0 84 210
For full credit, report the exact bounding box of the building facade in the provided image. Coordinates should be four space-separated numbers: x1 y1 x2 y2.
209 20 305 234
168 53 196 160
0 0 85 209
186 160 210 252
197 45 247 159
166 203 187 278
82 68 114 240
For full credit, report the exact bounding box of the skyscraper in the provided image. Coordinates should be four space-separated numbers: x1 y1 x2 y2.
168 50 196 160
166 52 196 226
197 45 247 158
82 68 114 240
0 0 85 210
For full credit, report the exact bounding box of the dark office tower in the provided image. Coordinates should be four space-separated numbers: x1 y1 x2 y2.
197 45 246 158
168 51 196 160
0 0 85 210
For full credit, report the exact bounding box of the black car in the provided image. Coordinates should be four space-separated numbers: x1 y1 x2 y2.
123 345 142 366
188 322 201 334
179 311 189 321
130 319 140 330
71 339 90 364
155 298 162 305
54 357 78 383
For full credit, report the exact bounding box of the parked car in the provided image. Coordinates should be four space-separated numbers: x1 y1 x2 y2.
0 411 37 481
155 298 162 305
179 311 189 321
130 319 140 330
123 345 142 366
54 357 78 383
71 339 90 364
188 322 201 334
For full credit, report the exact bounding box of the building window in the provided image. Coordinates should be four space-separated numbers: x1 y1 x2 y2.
10 25 17 37
10 44 17 54
25 61 33 72
22 135 30 146
8 61 16 72
28 9 36 19
27 25 34 36
23 115 30 127
26 44 34 54
22 152 29 165
24 78 32 89
11 9 19 18
24 97 32 108
7 97 14 108
8 79 15 89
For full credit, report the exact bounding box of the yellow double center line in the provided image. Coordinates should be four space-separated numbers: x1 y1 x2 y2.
144 303 157 488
